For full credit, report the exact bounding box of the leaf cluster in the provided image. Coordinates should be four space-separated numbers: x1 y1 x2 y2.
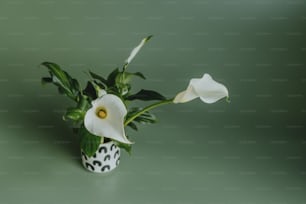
40 36 169 156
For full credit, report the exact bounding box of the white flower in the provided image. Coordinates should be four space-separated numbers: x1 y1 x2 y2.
173 73 229 104
125 35 152 65
84 94 132 144
97 89 107 97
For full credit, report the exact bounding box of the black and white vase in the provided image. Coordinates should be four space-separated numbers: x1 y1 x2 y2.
81 141 120 173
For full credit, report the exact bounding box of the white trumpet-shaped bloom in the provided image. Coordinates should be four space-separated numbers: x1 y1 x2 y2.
173 73 229 104
84 94 132 144
125 36 152 65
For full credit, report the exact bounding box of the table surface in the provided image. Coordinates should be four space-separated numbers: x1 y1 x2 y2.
0 0 306 203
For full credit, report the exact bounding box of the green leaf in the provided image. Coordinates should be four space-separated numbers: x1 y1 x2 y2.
126 107 141 117
79 127 102 157
122 72 146 81
126 89 166 101
115 141 132 155
133 112 157 124
112 71 130 96
126 107 157 125
115 72 146 85
106 69 146 97
127 72 146 82
131 72 146 80
127 122 138 131
77 96 90 111
41 62 80 101
83 81 97 100
107 68 120 86
71 78 80 92
42 62 73 89
41 77 52 85
57 86 67 95
63 107 84 122
89 71 108 86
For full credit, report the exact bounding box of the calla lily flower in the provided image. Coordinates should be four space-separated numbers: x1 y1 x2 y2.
173 73 229 104
97 89 107 97
124 35 152 67
84 94 132 144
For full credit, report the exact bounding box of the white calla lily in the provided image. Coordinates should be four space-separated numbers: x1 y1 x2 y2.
124 35 152 67
173 73 229 104
84 94 132 144
97 89 107 97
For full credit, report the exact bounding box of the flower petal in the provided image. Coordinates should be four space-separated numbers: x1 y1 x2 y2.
173 73 228 104
125 36 152 65
84 94 133 144
173 82 198 103
97 89 107 97
192 74 229 104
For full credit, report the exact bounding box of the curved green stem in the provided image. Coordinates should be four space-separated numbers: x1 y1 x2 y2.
124 98 174 126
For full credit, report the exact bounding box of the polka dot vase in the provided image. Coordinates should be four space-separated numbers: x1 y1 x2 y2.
81 141 120 173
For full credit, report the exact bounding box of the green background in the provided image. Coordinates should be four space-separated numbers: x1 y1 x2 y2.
0 0 306 203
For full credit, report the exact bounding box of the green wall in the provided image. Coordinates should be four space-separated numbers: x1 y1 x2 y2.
0 0 305 203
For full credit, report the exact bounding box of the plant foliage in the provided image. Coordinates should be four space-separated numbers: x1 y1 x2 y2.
41 36 171 156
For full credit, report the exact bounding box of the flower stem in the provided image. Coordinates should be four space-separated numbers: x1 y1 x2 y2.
124 98 174 126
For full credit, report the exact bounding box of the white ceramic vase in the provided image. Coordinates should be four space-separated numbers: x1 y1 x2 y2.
81 141 120 173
